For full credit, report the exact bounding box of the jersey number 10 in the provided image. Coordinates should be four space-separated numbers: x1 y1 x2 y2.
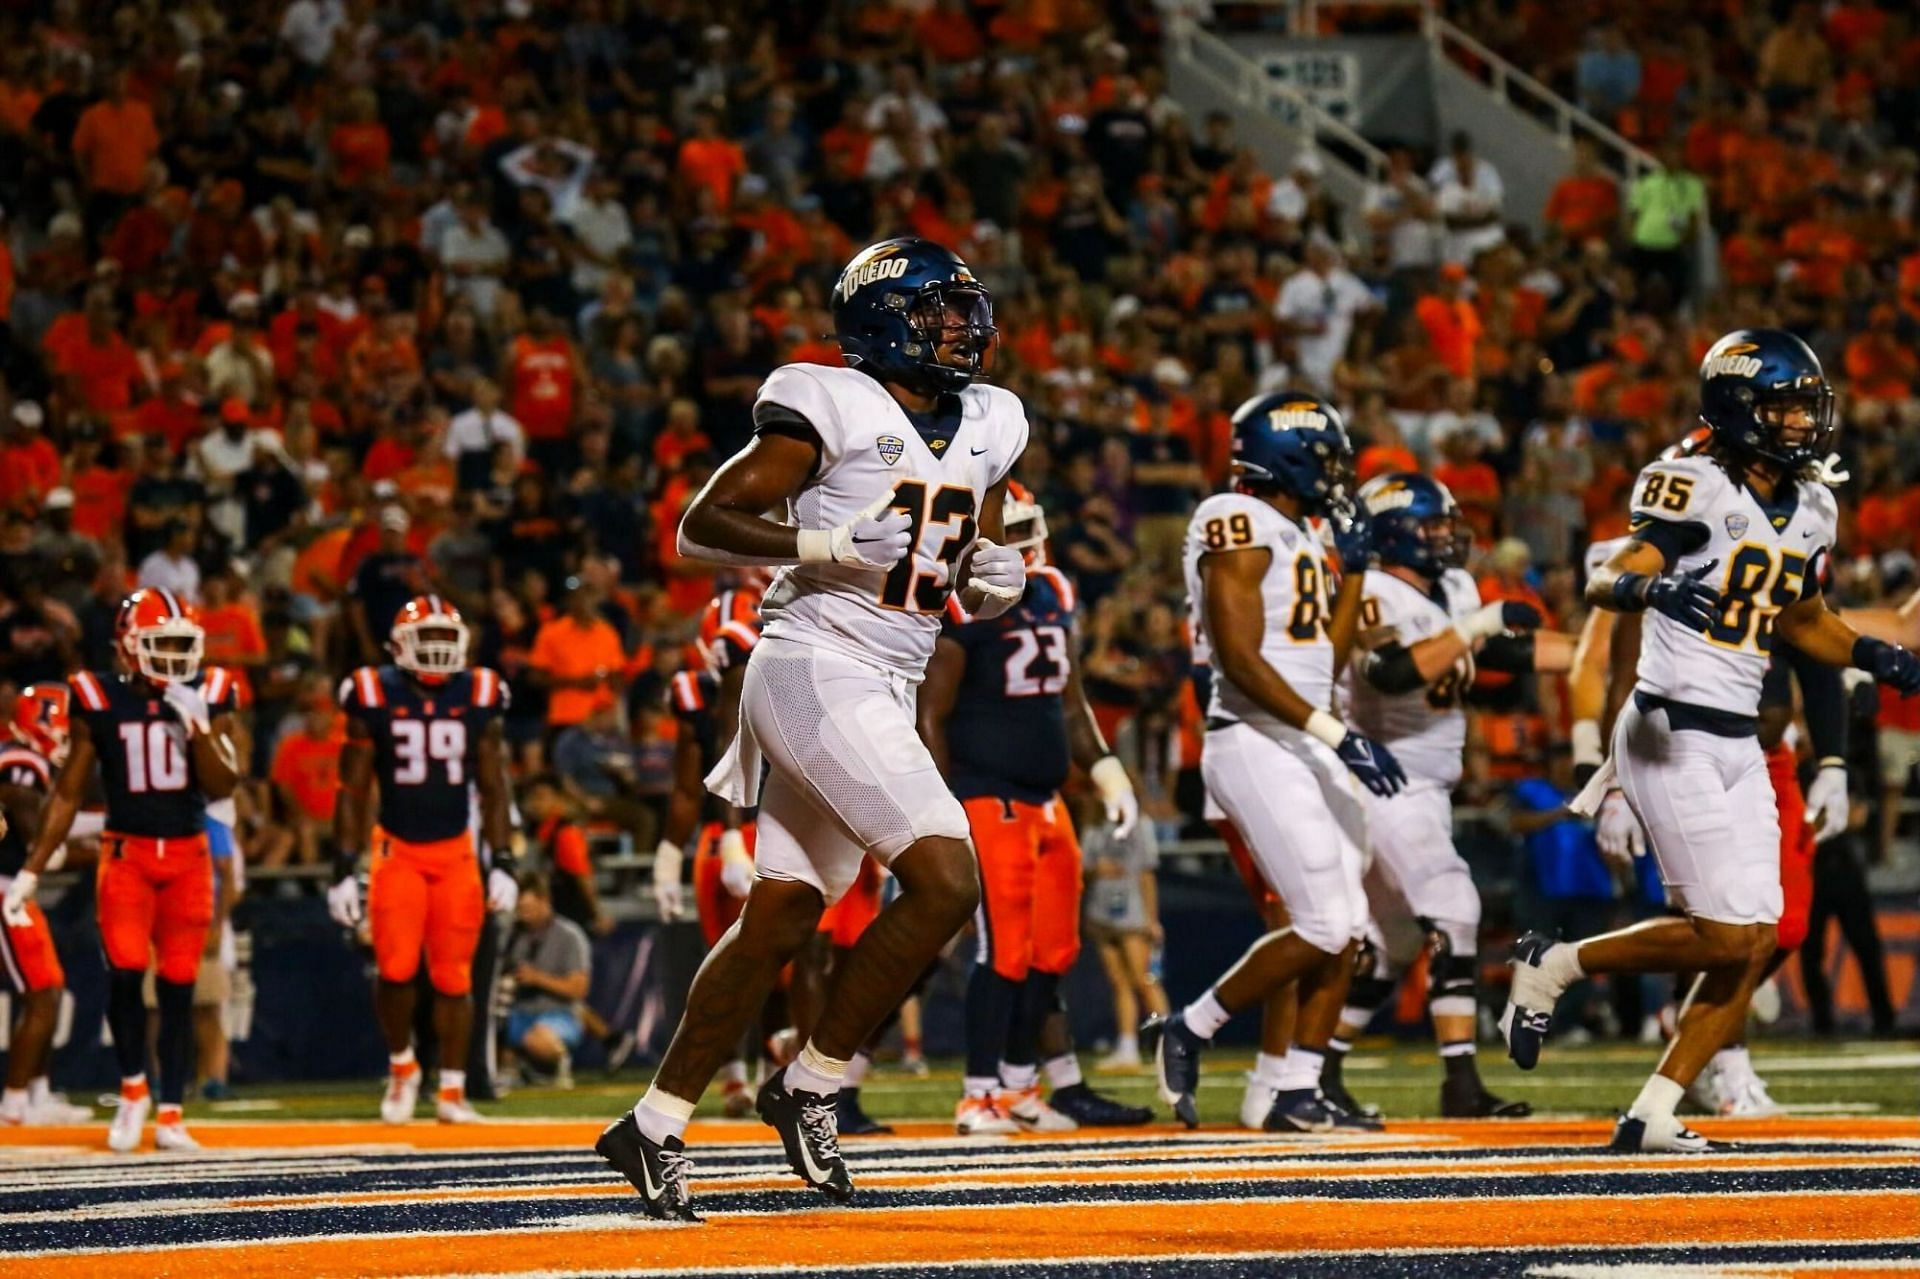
119 722 188 793
392 719 468 786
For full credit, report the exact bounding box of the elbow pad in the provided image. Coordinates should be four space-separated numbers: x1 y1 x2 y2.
1362 643 1426 696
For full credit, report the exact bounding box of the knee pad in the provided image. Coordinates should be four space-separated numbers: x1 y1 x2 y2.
1422 922 1478 1019
1290 904 1353 956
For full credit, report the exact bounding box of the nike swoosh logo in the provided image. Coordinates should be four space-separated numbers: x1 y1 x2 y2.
639 1149 662 1199
796 1132 833 1184
971 447 988 455
852 535 886 544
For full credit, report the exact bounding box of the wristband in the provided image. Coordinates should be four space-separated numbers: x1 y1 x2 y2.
1089 755 1131 801
718 829 751 864
332 848 362 883
1816 756 1846 771
1610 573 1651 611
1303 709 1348 750
796 528 833 564
1570 720 1603 769
653 839 685 877
1852 635 1888 670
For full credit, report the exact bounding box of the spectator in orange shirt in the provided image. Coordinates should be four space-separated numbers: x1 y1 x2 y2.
1432 430 1501 545
70 67 160 223
198 565 269 678
1843 305 1917 405
1414 263 1482 380
520 773 609 935
268 679 347 869
529 580 628 733
1542 139 1620 244
651 398 711 476
46 287 141 417
0 402 61 513
64 425 131 545
676 108 747 212
328 89 392 189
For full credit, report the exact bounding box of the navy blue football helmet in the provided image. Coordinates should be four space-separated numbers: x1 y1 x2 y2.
1228 390 1354 516
831 237 995 396
1359 472 1464 578
1697 328 1834 470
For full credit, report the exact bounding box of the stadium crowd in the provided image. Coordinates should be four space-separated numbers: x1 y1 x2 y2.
0 0 1913 1046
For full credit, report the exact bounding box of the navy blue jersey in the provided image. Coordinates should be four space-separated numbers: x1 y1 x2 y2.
0 743 53 875
339 665 509 844
69 669 235 838
940 565 1078 805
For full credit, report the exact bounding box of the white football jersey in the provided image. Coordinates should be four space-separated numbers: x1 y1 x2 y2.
1628 454 1836 717
1344 567 1481 786
753 363 1029 680
1184 492 1338 731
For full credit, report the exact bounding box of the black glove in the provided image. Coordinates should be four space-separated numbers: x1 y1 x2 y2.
1856 636 1920 696
1615 561 1720 632
1330 503 1373 571
1499 601 1543 631
1335 729 1407 797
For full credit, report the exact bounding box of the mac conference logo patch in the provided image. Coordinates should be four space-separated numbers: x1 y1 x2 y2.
877 435 905 465
1725 513 1749 539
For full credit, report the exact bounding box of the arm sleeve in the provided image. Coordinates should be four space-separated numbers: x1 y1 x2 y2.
1359 642 1426 695
1627 516 1711 564
1476 632 1537 673
1786 640 1848 761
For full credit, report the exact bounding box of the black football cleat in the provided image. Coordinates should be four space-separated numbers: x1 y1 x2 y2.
1441 1076 1532 1118
1319 1073 1382 1122
1139 1013 1203 1129
595 1110 700 1222
1499 932 1559 1071
1265 1088 1384 1134
1608 1111 1724 1154
836 1088 893 1136
1048 1082 1153 1127
757 1073 854 1202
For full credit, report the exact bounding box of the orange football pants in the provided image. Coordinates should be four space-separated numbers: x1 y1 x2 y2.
966 795 1082 981
1767 742 1815 953
96 833 213 984
368 826 484 996
692 821 758 949
0 897 66 993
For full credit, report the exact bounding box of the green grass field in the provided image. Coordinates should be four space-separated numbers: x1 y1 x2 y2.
191 1038 1920 1125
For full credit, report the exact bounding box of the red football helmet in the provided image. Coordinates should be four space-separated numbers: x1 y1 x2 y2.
1002 481 1048 565
11 683 71 766
390 594 469 681
116 588 205 684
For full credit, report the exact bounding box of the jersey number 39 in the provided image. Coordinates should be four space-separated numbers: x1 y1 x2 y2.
392 719 468 786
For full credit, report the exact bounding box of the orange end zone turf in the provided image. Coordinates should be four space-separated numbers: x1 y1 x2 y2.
4 1117 1917 1278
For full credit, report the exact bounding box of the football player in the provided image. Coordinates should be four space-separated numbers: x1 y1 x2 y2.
599 237 1027 1220
0 685 92 1126
5 590 242 1152
329 595 518 1125
654 581 763 1118
1143 391 1405 1133
1332 473 1574 1118
919 483 1154 1134
1504 330 1920 1152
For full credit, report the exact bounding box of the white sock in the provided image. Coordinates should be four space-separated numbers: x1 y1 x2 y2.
438 1069 465 1097
998 1062 1038 1092
1 1088 27 1116
1112 1034 1138 1057
389 1048 417 1072
1628 1074 1686 1122
28 1077 51 1105
1276 1046 1325 1092
963 1074 999 1099
634 1085 695 1144
842 1052 870 1090
1540 943 1586 991
1439 1040 1476 1059
1181 990 1232 1040
784 1042 849 1095
718 1058 748 1086
1044 1054 1083 1090
1252 1052 1288 1088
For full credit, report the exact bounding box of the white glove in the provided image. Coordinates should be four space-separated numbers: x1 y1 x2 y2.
3 870 38 927
798 491 914 569
652 840 685 921
718 829 754 898
966 537 1026 603
162 681 211 736
487 866 519 914
326 873 362 928
1804 763 1850 844
1812 451 1850 486
1089 755 1138 838
1595 789 1646 868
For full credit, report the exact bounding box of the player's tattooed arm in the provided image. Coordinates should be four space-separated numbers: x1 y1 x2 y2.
1779 593 1920 697
333 716 376 859
1202 547 1317 728
678 432 823 565
915 636 965 779
1602 612 1644 741
475 718 513 858
1585 538 1668 609
22 720 94 877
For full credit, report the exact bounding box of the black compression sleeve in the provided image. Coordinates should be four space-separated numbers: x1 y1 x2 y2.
1629 516 1711 564
752 402 824 475
1476 632 1536 673
1361 643 1427 695
1786 639 1848 762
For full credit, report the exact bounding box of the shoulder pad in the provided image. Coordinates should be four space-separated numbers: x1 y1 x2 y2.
341 667 386 711
469 667 508 709
70 670 111 713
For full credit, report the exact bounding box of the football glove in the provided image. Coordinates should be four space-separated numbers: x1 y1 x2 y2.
1804 762 1850 844
2 870 37 928
1595 789 1645 868
487 866 519 914
162 681 212 736
1854 636 1920 696
966 538 1026 601
1090 755 1139 838
1329 503 1373 571
326 850 363 928
718 828 754 899
652 840 686 921
1455 600 1543 644
1617 562 1721 632
798 491 914 570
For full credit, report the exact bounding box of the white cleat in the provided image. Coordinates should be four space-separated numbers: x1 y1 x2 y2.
154 1120 201 1152
1685 1061 1727 1116
954 1095 1019 1135
1722 1076 1784 1117
436 1094 484 1124
1610 1110 1723 1154
107 1092 151 1153
999 1087 1077 1133
1240 1077 1279 1131
380 1069 421 1125
25 1097 95 1125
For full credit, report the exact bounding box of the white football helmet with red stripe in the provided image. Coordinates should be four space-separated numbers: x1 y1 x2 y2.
116 588 205 685
1002 481 1048 565
391 594 469 682
11 682 72 766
